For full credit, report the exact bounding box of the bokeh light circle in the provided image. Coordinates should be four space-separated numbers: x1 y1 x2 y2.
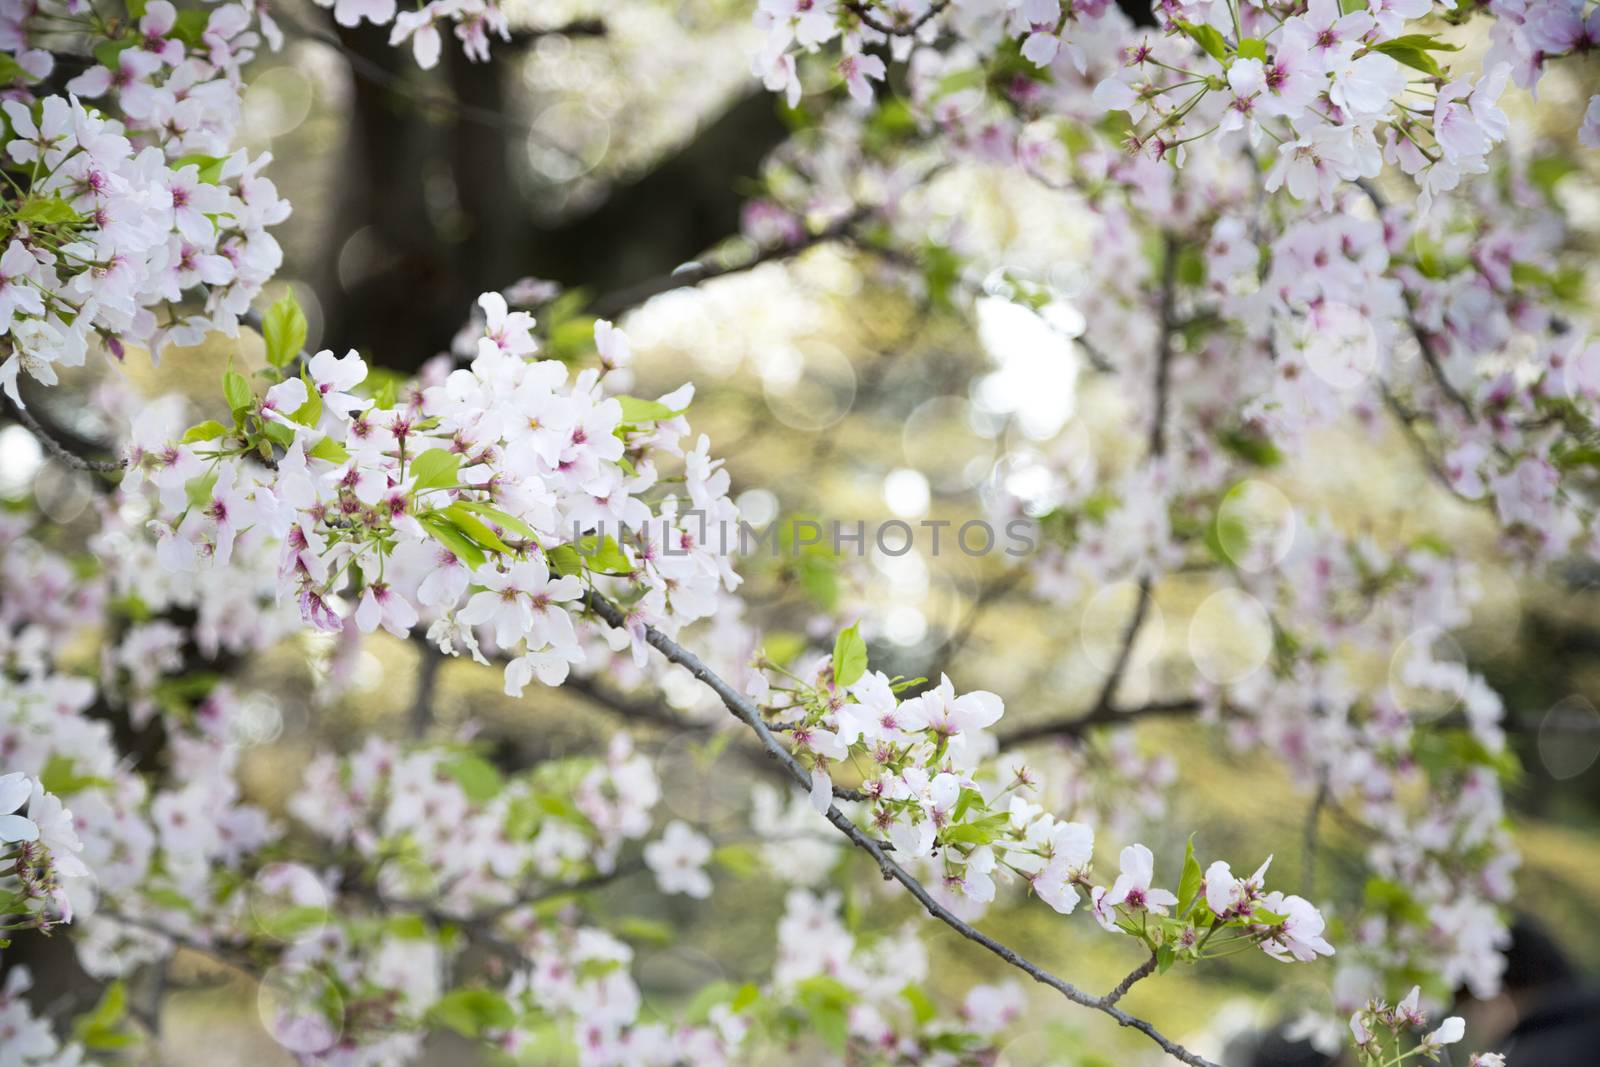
1188 589 1273 685
1215 480 1297 574
1081 581 1165 675
250 862 331 944
257 964 342 1054
1303 302 1379 390
762 341 857 432
1538 695 1600 780
1387 626 1468 717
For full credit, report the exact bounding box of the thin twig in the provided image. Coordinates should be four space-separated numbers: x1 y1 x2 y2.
588 210 870 319
581 590 1220 1067
276 7 603 136
1091 576 1152 715
1 394 125 472
1301 776 1329 898
994 697 1204 747
564 673 867 801
409 642 443 738
1354 180 1474 419
844 1 950 36
1152 233 1178 459
1102 953 1158 1006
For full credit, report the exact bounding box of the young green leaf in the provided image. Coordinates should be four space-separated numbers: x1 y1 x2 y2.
443 503 515 556
832 621 868 688
180 420 230 443
308 436 350 463
184 469 218 510
222 367 254 414
418 513 486 569
1176 20 1227 61
615 395 686 424
261 290 309 370
429 988 515 1038
1178 835 1203 915
408 448 460 494
452 500 540 542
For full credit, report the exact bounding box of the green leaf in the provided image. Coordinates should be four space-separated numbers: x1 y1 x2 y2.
441 753 503 803
929 66 986 103
93 38 137 70
615 916 676 945
39 754 111 796
1237 38 1268 61
1372 32 1462 53
1176 243 1205 287
1156 942 1177 974
172 153 227 185
615 395 685 424
0 54 30 85
711 843 761 877
72 980 132 1051
145 886 194 913
443 503 515 556
731 982 760 1012
940 812 1011 846
180 420 230 444
1178 835 1203 915
408 448 460 495
453 500 540 542
547 544 582 577
222 368 254 414
1528 154 1577 199
683 980 738 1023
1367 35 1459 77
950 787 981 824
796 975 854 1052
831 621 867 688
566 533 632 576
290 373 322 427
1217 426 1283 467
1372 43 1439 75
1175 21 1226 62
419 514 486 570
308 436 350 464
255 903 332 940
430 988 515 1038
184 469 218 511
260 419 295 448
901 984 937 1026
261 291 308 369
169 7 210 47
15 195 79 225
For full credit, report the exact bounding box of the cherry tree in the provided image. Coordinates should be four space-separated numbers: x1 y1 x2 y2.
1 0 1595 1063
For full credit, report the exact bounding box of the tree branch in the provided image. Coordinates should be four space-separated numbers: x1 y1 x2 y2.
580 591 1219 1067
1354 180 1474 419
563 673 868 802
1 394 125 473
844 1 950 35
587 210 870 319
1102 953 1158 1006
994 697 1204 747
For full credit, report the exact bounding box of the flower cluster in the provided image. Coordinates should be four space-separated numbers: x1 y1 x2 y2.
0 771 89 935
0 4 287 402
1349 986 1505 1066
753 0 1595 199
750 626 1336 968
316 0 512 68
128 292 739 697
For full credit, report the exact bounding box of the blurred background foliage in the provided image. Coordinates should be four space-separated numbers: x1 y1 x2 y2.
2 0 1599 1063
